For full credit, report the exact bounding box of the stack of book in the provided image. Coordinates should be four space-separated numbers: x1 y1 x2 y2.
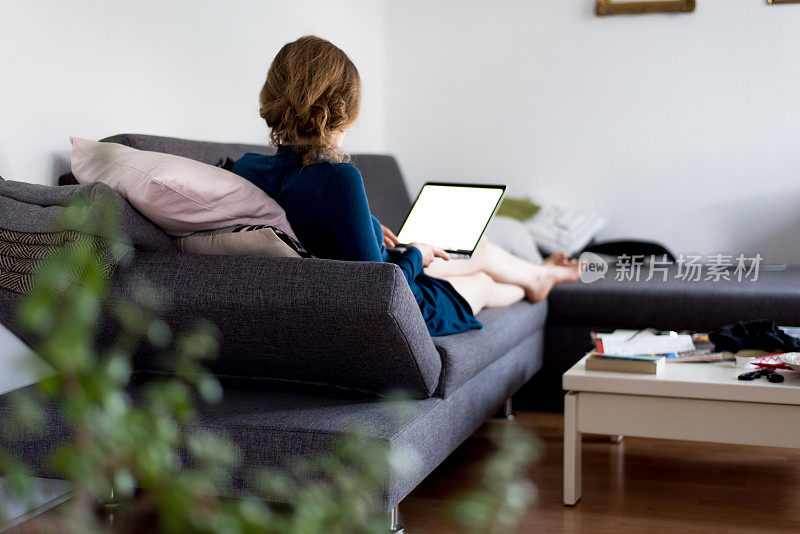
586 328 800 374
586 330 715 375
585 352 666 374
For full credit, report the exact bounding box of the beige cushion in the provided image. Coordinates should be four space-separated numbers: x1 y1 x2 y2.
484 216 542 263
176 227 300 258
70 137 297 239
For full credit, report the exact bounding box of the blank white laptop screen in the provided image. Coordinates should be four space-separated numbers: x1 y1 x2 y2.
395 183 506 255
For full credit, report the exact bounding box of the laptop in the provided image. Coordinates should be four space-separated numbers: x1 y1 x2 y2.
393 182 506 259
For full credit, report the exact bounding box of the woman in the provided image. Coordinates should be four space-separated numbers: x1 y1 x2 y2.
233 35 579 336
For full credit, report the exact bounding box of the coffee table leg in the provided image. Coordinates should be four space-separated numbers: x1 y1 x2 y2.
564 391 582 505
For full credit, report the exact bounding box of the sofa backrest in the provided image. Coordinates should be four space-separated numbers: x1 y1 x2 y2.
115 252 443 398
59 133 414 232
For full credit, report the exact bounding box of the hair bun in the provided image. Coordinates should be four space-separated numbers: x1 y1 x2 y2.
258 35 361 165
296 104 328 136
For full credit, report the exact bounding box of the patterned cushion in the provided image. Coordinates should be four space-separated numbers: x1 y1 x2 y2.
0 228 132 294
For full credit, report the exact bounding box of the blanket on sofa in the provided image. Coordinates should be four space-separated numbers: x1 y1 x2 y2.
0 177 175 252
0 177 165 294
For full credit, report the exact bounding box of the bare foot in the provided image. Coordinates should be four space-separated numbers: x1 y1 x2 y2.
543 252 577 267
525 262 580 302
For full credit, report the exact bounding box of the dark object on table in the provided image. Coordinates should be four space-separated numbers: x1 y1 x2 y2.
738 368 785 383
710 320 800 354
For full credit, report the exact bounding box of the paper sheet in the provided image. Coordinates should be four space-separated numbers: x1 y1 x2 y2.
596 333 695 356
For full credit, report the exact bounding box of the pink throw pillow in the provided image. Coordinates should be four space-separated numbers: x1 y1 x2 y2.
70 137 297 239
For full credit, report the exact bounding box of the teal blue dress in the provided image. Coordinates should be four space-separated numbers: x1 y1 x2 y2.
233 146 482 336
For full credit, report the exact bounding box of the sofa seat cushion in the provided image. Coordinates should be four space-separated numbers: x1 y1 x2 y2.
0 333 543 510
432 299 547 397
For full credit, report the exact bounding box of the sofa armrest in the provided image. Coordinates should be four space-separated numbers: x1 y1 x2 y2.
113 253 442 398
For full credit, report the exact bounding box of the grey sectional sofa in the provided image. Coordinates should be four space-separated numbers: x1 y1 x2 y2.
0 134 547 521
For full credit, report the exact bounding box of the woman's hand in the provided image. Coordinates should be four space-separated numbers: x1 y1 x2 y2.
381 224 400 248
408 242 450 267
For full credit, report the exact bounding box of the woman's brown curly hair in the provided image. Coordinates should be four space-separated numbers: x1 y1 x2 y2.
259 35 361 165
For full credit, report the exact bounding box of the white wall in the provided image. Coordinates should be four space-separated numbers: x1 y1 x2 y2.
0 0 388 393
0 0 388 186
385 0 800 264
0 324 38 396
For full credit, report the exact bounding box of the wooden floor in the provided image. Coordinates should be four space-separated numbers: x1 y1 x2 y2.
401 411 800 533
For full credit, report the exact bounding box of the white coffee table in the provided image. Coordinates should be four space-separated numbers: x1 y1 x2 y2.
562 355 800 505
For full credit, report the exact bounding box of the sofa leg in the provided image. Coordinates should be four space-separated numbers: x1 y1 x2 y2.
389 505 404 533
504 397 515 420
492 397 515 420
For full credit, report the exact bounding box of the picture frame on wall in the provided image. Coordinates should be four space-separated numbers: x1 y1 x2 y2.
595 0 696 16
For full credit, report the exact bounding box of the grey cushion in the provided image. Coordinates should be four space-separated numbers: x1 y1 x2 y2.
0 180 174 253
433 300 547 397
110 252 442 398
58 134 413 233
0 328 543 509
